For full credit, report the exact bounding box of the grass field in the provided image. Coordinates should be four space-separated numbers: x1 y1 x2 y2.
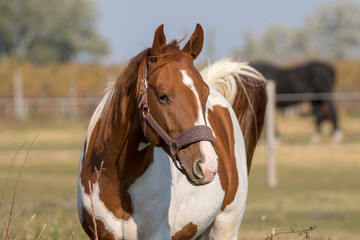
0 113 359 239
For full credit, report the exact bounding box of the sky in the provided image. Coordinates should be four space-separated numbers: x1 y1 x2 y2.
94 0 341 64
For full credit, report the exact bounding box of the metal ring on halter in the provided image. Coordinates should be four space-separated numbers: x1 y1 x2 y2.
142 107 149 116
170 140 179 154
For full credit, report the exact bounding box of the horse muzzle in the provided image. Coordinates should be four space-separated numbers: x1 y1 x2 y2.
178 140 218 185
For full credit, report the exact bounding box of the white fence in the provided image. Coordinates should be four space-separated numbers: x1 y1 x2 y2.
265 80 360 187
3 90 360 121
2 80 360 188
265 81 277 187
277 92 360 101
0 97 101 121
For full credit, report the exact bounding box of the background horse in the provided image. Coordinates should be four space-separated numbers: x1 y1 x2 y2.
251 61 343 143
78 24 266 239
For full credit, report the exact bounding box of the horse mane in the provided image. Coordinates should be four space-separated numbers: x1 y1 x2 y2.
94 40 184 153
201 58 267 174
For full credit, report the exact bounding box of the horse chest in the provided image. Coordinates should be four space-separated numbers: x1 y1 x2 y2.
128 147 225 239
170 173 224 237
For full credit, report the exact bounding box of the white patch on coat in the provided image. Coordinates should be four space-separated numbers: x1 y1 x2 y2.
138 142 151 151
78 182 137 240
204 87 248 240
85 90 112 150
77 145 172 239
128 147 173 239
169 165 224 239
77 139 86 223
78 88 139 240
169 87 248 239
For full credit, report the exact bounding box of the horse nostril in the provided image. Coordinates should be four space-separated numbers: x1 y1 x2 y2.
193 160 204 180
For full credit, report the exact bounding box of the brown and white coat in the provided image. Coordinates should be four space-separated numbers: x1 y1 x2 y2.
78 24 267 240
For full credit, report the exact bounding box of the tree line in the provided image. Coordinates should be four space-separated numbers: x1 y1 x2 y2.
1 1 359 65
234 1 360 63
0 0 108 64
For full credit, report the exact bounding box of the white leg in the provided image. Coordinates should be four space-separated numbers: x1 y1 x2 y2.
332 130 344 143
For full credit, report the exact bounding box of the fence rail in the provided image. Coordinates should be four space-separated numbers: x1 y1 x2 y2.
264 82 360 187
3 92 360 105
1 84 360 188
276 92 360 102
0 97 101 105
1 90 360 121
0 97 102 121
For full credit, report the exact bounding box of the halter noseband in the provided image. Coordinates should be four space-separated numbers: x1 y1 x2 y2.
138 60 215 171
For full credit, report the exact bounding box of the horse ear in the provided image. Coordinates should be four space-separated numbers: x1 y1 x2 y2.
151 24 167 62
183 24 204 60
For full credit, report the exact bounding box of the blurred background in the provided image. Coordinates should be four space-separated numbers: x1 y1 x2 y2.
0 0 359 239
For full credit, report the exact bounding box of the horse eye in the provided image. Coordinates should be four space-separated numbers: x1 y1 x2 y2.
156 92 169 103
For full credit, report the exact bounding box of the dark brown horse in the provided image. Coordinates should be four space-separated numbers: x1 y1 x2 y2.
78 24 267 239
251 61 343 142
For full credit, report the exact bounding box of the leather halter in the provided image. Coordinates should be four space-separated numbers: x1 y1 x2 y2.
138 59 215 171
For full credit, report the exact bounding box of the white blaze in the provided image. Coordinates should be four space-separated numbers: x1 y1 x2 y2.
181 70 206 126
180 70 218 178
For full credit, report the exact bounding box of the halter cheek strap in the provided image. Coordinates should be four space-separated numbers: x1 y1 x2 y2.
138 60 215 171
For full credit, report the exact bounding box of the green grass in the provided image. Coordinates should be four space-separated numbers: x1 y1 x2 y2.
0 113 359 239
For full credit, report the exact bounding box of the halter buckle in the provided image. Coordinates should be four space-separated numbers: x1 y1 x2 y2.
140 78 148 95
170 140 179 154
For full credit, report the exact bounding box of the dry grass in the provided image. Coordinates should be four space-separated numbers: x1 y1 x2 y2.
0 112 359 239
238 113 360 240
0 125 86 239
0 135 48 240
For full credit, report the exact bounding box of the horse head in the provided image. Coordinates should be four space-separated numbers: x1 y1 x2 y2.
139 24 218 185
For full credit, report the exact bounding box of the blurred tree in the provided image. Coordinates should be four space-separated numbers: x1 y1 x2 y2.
235 25 302 63
305 0 360 59
0 0 108 63
233 29 264 61
235 0 360 62
261 25 296 62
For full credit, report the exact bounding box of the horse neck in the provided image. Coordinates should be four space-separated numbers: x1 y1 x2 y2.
82 105 155 191
98 111 154 184
117 114 155 182
79 113 155 221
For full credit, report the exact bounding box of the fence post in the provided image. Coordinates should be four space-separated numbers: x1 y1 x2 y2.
266 80 277 187
13 68 27 121
69 81 79 121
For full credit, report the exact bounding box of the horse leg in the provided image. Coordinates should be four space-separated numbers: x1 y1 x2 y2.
327 100 344 143
198 216 240 240
311 101 324 143
199 200 247 240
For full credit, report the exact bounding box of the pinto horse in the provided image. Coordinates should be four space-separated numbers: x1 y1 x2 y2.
251 61 343 143
78 24 267 239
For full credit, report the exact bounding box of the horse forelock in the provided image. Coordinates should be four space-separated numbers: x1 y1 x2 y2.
148 40 184 75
